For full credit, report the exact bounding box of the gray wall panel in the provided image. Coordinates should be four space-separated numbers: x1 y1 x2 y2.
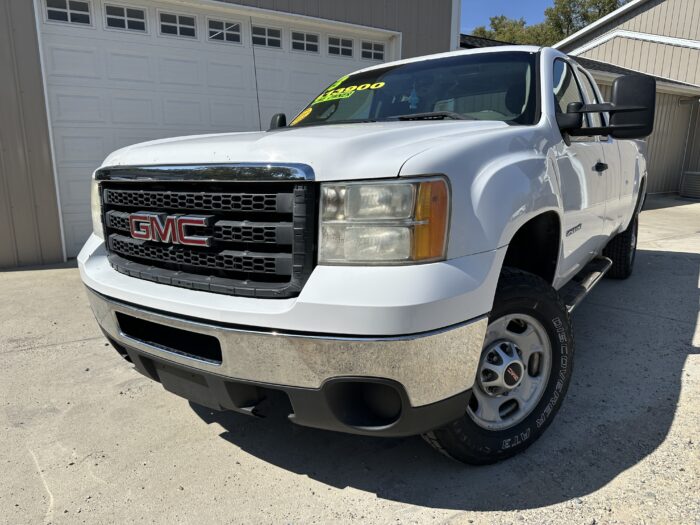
0 0 63 268
216 0 454 57
597 81 692 193
684 104 700 173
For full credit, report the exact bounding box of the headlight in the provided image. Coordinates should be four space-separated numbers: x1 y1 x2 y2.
90 176 104 239
319 178 449 264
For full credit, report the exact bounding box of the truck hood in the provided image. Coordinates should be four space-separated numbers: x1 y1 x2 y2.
101 121 509 181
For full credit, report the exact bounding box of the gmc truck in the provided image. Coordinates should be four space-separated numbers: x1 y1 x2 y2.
80 46 655 464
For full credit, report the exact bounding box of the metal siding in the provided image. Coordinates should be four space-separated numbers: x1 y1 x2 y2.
560 0 700 83
644 92 693 192
214 0 453 57
580 36 700 85
684 104 700 173
0 0 63 268
560 0 700 51
596 81 692 193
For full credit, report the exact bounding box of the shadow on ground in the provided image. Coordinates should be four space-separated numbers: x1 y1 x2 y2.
191 248 699 511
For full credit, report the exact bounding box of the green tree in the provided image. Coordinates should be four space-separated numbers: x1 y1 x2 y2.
471 0 628 46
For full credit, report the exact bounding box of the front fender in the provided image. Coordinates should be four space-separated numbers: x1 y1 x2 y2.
400 127 562 258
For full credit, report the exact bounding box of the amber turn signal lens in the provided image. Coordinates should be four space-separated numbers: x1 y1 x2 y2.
413 179 449 261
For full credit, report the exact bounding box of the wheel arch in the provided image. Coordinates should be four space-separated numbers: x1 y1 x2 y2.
500 211 562 286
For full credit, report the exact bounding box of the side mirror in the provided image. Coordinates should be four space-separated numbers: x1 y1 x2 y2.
567 74 656 140
608 75 656 139
557 102 584 132
269 113 287 130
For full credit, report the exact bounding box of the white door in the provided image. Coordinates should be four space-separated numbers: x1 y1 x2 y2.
36 0 395 256
552 59 608 282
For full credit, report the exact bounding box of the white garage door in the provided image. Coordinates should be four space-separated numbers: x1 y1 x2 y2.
35 0 397 256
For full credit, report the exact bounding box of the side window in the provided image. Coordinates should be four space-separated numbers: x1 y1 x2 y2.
553 60 584 113
577 70 605 128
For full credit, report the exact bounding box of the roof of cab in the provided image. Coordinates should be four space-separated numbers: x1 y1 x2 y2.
352 45 544 76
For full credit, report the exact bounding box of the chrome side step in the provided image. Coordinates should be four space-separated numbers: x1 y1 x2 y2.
559 256 613 313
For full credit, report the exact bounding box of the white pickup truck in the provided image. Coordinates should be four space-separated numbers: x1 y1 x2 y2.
79 46 655 464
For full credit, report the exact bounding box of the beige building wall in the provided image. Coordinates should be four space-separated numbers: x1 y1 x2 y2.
597 81 696 193
560 0 700 85
581 38 700 86
0 0 63 268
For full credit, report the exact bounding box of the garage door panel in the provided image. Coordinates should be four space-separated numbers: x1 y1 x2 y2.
106 52 155 83
158 57 203 86
46 45 102 80
50 90 105 124
111 96 158 125
53 130 111 166
209 99 259 129
162 98 204 125
206 61 251 90
38 0 395 256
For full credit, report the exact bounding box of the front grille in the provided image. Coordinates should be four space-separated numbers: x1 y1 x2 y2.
100 177 316 299
103 188 288 213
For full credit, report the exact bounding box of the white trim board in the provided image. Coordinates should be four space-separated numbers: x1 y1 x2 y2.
449 0 461 50
554 0 651 49
569 29 700 56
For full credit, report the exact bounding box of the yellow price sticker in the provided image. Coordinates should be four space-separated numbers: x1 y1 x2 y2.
290 107 313 126
311 81 386 106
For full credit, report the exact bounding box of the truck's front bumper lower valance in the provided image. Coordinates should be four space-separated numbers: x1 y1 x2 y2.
86 287 487 437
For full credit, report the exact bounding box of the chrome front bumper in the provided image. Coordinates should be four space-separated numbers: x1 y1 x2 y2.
86 287 487 408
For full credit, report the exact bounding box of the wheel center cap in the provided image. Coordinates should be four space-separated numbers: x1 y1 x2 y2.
504 363 523 388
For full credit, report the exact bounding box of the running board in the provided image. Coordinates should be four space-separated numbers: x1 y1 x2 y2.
559 256 613 313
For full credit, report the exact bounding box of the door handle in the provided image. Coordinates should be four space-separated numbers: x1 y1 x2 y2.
594 162 609 173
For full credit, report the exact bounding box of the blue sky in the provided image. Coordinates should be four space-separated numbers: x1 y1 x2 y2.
460 0 553 33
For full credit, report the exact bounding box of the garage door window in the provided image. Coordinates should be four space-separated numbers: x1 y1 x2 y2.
105 5 146 32
361 41 384 61
208 19 241 43
252 26 281 48
46 0 91 25
160 12 196 38
291 32 319 53
329 36 353 57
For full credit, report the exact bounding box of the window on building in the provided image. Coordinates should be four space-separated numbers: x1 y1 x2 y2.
46 0 91 25
105 5 146 32
208 19 241 43
329 36 353 57
291 31 319 52
160 12 196 38
361 41 384 60
252 26 281 47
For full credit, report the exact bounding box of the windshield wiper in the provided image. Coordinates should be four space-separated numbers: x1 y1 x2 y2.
295 118 377 127
389 111 474 121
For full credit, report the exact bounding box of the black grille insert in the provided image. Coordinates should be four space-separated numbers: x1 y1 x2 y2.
100 179 316 299
116 312 222 364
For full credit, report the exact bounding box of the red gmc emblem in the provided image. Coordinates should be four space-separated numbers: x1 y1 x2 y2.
129 213 212 247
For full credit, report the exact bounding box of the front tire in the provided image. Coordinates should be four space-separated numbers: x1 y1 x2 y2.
423 268 574 465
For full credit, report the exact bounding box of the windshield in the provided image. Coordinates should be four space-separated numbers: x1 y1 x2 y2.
289 51 539 127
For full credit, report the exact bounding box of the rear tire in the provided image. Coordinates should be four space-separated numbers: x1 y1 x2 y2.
423 268 574 465
603 214 638 280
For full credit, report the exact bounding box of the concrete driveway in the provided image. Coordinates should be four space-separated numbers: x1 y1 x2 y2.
1 195 698 525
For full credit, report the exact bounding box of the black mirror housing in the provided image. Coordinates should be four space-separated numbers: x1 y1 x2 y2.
557 102 584 132
567 74 656 140
269 113 287 130
608 75 656 139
